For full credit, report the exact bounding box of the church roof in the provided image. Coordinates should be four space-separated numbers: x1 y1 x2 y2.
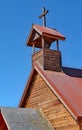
0 107 53 130
19 63 82 122
27 24 66 48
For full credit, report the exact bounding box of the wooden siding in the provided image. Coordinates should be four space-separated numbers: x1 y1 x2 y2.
32 50 42 66
24 73 80 130
80 123 82 130
43 49 62 71
32 49 62 71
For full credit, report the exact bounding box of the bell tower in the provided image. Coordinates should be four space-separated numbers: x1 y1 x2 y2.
27 7 66 72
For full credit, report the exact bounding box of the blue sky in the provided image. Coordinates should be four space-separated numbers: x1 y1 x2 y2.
0 0 82 107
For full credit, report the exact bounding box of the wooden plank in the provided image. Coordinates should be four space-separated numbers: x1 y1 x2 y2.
24 73 80 130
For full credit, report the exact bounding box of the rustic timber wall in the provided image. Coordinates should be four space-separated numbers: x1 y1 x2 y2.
24 73 80 130
43 49 62 71
32 49 62 71
32 50 42 65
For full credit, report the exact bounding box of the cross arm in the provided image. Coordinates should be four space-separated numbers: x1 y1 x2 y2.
39 10 49 18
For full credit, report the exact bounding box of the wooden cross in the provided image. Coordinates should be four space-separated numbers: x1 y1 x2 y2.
39 7 49 26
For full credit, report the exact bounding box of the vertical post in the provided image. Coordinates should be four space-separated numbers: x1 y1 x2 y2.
32 43 35 54
42 36 45 69
39 7 49 27
56 40 59 51
42 36 45 49
42 7 46 26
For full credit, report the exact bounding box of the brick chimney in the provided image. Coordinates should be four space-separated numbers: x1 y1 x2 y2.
26 24 65 72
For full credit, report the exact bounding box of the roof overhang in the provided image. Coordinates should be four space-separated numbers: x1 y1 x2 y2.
19 63 82 122
26 24 66 48
0 107 53 130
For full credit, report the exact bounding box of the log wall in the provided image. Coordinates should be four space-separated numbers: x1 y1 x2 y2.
24 73 80 130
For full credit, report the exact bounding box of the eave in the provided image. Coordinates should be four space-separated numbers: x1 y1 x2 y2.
26 24 66 48
19 63 82 122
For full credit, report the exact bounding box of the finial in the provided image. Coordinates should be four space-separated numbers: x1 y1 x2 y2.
39 7 49 26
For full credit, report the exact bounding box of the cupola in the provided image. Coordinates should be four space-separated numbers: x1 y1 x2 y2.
26 7 66 72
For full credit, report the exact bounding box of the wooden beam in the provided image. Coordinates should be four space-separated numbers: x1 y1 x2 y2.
39 7 49 26
56 40 59 51
42 36 45 70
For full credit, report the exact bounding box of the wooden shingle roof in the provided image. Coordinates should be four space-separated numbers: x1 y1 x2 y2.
0 107 53 130
19 63 82 122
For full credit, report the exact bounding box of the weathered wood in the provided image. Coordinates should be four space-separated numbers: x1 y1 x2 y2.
39 7 49 26
0 114 8 130
32 50 42 65
24 73 80 130
43 49 62 71
32 48 62 71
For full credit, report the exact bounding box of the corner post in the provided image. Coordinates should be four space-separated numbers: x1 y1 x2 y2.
32 43 35 54
42 36 45 69
56 40 59 51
